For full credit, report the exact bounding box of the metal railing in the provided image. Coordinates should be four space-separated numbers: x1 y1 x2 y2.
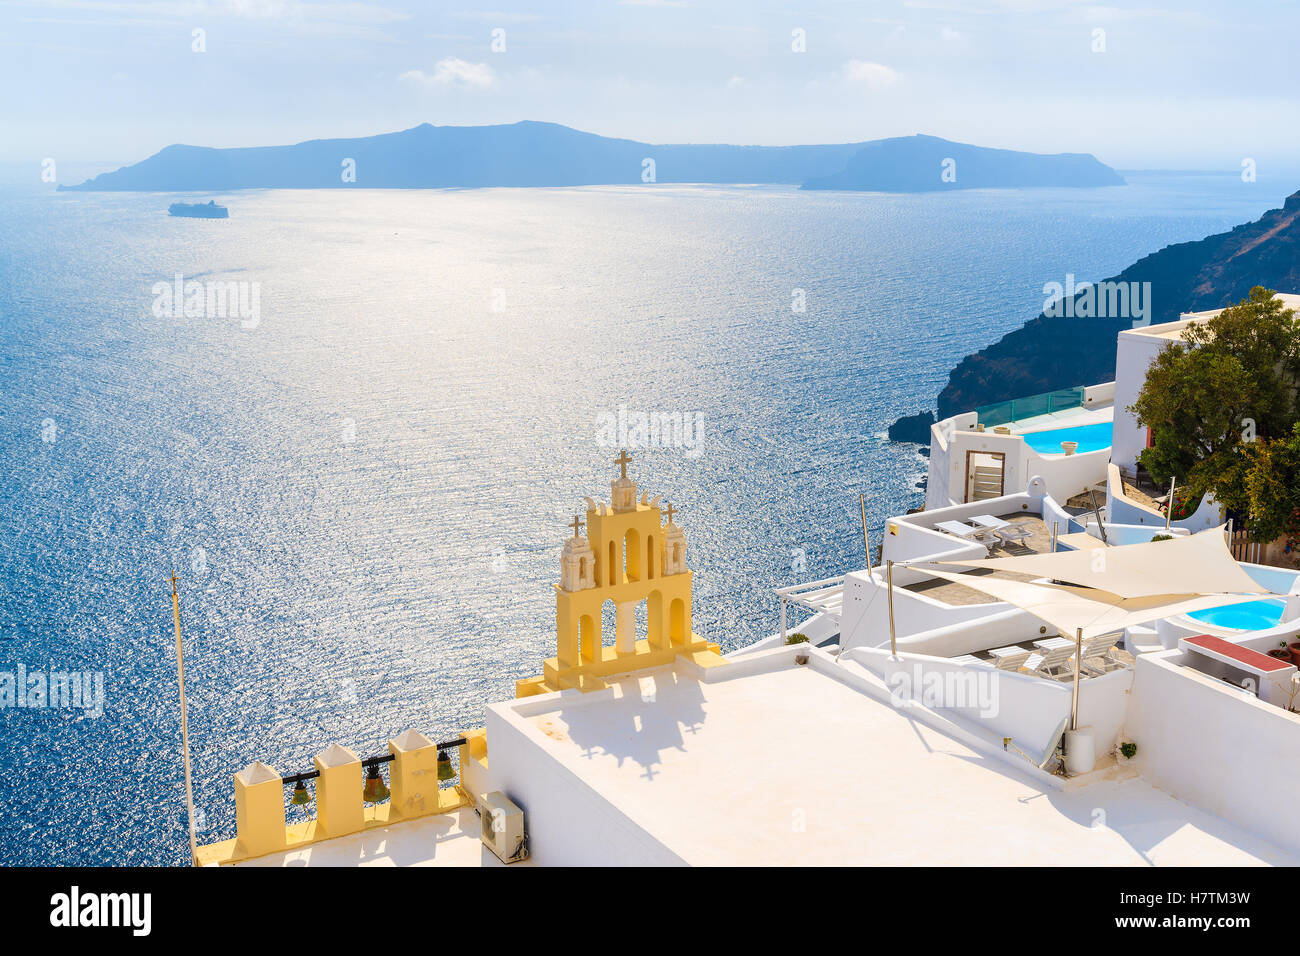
774 575 847 643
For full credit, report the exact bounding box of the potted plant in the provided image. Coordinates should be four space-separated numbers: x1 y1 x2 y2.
1060 440 1078 456
1269 642 1292 662
1289 639 1300 667
1118 740 1137 761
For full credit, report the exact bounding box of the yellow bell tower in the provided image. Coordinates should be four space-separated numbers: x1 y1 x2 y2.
515 452 725 697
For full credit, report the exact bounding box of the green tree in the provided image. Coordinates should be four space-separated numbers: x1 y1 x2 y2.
1243 423 1300 545
1131 287 1300 523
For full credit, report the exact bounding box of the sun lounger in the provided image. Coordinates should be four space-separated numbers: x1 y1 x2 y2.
1033 636 1074 652
987 645 1031 671
994 524 1033 547
935 520 989 550
1023 643 1077 680
951 654 983 666
935 519 982 539
1079 633 1125 675
969 515 1010 532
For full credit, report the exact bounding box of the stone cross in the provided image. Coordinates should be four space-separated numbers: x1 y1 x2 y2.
614 449 632 479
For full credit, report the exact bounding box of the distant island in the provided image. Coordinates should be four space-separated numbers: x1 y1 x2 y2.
59 121 1123 193
801 134 1123 192
888 188 1300 443
168 200 228 219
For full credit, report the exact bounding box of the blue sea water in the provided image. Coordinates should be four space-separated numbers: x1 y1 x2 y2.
0 175 1286 864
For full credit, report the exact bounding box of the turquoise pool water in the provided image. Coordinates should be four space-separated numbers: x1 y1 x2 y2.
1186 598 1287 631
1022 421 1114 454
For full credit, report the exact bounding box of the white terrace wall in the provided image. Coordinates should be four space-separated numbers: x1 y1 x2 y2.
845 646 1133 764
1029 446 1111 503
851 488 1049 649
1083 381 1116 406
1104 463 1223 531
483 697 686 866
926 412 976 510
1125 650 1300 857
1112 328 1178 473
838 571 1023 651
927 403 1112 510
883 490 1038 572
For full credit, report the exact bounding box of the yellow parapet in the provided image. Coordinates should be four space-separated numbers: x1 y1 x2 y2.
314 743 364 839
234 761 287 859
388 730 439 820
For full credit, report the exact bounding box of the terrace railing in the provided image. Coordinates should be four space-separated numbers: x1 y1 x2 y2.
975 386 1086 427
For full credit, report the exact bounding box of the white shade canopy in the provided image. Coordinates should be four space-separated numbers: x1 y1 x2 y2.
922 569 1257 640
933 526 1267 600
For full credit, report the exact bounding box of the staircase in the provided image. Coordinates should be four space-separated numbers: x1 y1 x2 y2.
970 465 1003 501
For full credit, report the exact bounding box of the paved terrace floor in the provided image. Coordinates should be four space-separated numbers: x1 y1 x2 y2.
517 662 1294 866
904 514 1067 606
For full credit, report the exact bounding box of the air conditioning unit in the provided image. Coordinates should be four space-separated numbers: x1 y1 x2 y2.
477 791 528 864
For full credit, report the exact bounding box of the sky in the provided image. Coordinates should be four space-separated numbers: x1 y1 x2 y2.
2 0 1298 174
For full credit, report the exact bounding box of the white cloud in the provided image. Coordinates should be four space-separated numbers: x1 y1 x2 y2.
841 60 900 90
401 58 496 90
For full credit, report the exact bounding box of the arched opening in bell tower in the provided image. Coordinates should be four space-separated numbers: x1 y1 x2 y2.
647 589 665 648
624 527 641 582
669 597 686 644
601 598 618 648
579 613 597 662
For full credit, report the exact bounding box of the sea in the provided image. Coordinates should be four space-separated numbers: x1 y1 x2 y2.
0 173 1287 864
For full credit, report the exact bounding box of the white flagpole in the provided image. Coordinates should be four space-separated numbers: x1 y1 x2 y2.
171 573 199 866
860 492 874 575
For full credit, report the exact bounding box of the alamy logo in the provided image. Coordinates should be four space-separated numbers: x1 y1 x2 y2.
151 274 260 329
1042 274 1151 328
595 404 705 459
888 663 1000 718
50 886 151 936
1 663 104 718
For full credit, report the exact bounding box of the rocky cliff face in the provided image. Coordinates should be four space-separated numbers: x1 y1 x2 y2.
930 189 1300 422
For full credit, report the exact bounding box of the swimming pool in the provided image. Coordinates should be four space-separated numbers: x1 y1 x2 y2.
1022 421 1114 455
1186 598 1287 631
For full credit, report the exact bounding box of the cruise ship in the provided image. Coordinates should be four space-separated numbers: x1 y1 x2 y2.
182 295 1300 869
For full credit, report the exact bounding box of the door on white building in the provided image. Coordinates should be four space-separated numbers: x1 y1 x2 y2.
965 451 1005 502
